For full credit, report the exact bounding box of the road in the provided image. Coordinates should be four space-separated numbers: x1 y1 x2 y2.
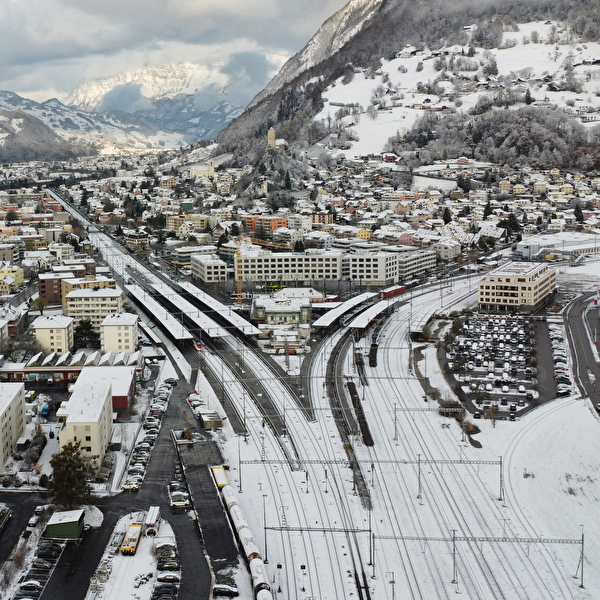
565 292 600 403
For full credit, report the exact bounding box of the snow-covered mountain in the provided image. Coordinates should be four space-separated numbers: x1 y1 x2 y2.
66 62 229 112
251 0 387 106
64 62 245 143
0 91 187 159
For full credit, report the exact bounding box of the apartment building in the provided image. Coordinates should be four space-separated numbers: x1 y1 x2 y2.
241 215 287 235
478 262 557 312
286 214 313 232
0 383 25 469
38 272 75 305
341 251 399 286
100 313 139 353
64 288 123 330
61 276 117 313
170 245 217 268
395 250 437 280
235 249 343 284
56 382 112 465
32 314 74 354
190 254 228 283
48 242 75 262
0 264 24 287
0 243 20 263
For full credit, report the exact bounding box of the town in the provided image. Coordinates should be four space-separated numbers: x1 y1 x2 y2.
0 128 597 600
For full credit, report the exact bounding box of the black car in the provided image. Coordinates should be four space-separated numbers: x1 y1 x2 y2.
153 583 178 595
157 574 180 584
37 545 61 559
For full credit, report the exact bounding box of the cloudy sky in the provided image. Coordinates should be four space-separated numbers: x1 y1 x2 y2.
1 0 349 106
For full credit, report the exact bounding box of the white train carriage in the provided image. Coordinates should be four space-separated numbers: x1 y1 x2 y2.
221 484 238 511
239 527 261 561
256 588 273 600
249 557 270 593
229 503 249 534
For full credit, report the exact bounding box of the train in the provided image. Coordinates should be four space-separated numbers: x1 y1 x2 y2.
379 284 406 300
211 466 273 599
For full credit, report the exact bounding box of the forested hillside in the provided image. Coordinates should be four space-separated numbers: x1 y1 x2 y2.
387 106 600 171
217 0 600 163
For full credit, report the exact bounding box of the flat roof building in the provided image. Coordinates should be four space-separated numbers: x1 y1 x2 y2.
65 287 123 331
70 365 136 413
478 261 556 313
190 254 228 284
0 383 25 469
32 314 74 354
100 313 139 354
57 380 112 465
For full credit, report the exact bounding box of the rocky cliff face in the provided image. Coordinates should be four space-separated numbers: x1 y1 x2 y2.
251 0 387 106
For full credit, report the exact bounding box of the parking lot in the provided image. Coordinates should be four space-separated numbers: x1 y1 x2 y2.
444 313 569 420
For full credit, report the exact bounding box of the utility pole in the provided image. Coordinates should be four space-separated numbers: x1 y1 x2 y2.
262 494 268 563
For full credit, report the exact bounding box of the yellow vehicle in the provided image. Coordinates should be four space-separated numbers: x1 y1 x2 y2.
121 523 142 555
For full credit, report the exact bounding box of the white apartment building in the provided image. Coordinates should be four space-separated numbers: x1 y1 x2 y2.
341 251 399 286
432 239 462 261
234 247 436 286
56 382 112 465
0 383 25 468
395 250 437 280
478 262 557 312
285 214 313 232
190 254 228 283
100 313 139 353
272 227 304 247
65 288 123 330
235 249 343 284
32 315 74 354
48 242 75 262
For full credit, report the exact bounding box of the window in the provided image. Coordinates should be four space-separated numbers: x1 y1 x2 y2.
85 435 91 441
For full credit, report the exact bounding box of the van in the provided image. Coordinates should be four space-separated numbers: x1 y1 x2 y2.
518 385 526 394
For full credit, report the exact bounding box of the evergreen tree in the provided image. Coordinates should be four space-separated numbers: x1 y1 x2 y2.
483 201 493 219
49 441 91 509
574 203 584 223
74 319 100 349
442 207 452 224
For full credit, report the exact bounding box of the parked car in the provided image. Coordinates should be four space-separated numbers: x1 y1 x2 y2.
158 560 181 571
28 515 40 528
32 558 53 570
20 580 43 591
157 573 180 583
